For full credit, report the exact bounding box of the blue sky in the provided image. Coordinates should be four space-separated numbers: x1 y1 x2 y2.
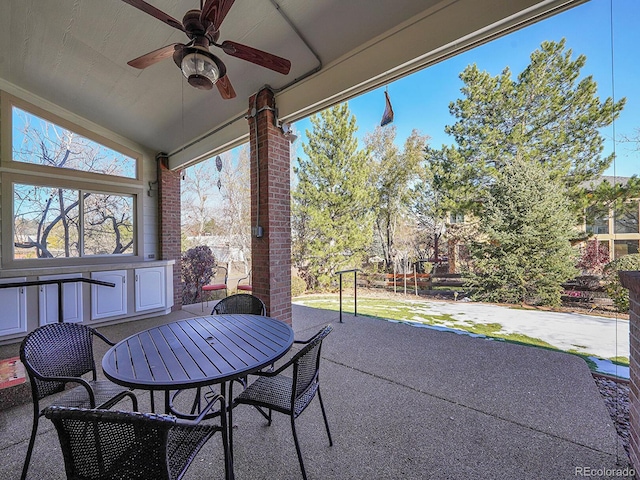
292 0 639 178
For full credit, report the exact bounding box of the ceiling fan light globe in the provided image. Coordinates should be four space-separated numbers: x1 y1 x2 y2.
181 51 219 88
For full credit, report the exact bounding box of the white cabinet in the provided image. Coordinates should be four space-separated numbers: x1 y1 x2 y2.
38 274 83 325
135 267 166 312
0 278 27 336
91 270 127 320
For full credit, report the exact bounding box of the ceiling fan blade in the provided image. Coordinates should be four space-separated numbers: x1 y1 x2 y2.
219 41 291 75
216 75 236 99
128 44 182 69
121 0 185 32
201 0 235 32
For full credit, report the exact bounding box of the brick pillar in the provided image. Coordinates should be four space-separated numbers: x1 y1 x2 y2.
247 88 292 325
157 153 182 311
620 271 640 471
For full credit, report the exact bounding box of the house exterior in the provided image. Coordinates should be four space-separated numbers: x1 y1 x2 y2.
0 90 175 344
584 176 640 260
443 176 640 274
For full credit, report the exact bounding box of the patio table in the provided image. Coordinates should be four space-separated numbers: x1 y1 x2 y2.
102 314 295 480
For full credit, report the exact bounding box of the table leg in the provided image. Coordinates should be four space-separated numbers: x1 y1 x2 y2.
149 391 155 413
221 381 235 480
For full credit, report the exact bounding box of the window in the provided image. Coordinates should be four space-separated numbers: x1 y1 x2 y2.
12 106 137 179
2 93 142 266
614 202 639 234
449 212 465 224
13 184 134 259
614 240 639 259
585 206 609 234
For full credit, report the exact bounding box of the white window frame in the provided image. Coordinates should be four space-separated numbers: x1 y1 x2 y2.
0 91 145 269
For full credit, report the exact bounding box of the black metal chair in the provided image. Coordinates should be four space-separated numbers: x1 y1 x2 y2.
19 323 139 480
44 398 227 480
212 293 266 316
201 265 228 310
236 269 253 292
231 325 333 480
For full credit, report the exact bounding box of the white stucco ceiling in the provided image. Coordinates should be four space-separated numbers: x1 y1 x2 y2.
0 0 585 169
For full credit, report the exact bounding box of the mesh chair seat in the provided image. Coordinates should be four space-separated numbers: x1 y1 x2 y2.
44 406 221 480
232 325 333 480
19 323 138 480
235 375 319 418
56 380 137 410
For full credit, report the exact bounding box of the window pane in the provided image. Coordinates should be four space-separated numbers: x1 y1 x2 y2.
614 203 639 234
12 107 136 179
449 212 464 224
83 193 135 256
585 206 609 234
14 184 80 259
614 240 639 259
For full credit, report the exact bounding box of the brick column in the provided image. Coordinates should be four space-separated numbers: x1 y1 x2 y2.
157 153 182 311
247 88 292 325
620 271 640 470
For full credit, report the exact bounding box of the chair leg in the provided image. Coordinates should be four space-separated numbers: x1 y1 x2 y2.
127 391 139 411
190 387 203 415
290 416 308 480
317 388 333 446
20 407 40 480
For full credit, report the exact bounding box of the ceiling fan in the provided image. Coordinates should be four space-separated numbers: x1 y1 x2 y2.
122 0 292 99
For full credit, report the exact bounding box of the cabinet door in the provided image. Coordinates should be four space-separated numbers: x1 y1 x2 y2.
135 267 166 312
38 274 83 325
91 271 127 320
0 278 27 336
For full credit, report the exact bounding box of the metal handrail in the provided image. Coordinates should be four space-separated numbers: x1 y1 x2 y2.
335 269 362 323
0 278 115 323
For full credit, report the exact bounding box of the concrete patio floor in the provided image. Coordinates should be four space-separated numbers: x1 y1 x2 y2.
0 303 633 479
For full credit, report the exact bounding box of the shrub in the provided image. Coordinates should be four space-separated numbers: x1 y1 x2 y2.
291 274 307 298
181 246 216 305
603 253 640 313
577 239 610 275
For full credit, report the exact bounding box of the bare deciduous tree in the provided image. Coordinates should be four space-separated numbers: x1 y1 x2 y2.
12 111 134 258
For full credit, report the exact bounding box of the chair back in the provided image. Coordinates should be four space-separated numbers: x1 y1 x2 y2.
20 323 96 400
212 294 266 315
291 326 332 403
44 406 176 480
214 265 228 284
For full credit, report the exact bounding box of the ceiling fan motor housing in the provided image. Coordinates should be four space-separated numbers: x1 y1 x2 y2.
183 10 206 37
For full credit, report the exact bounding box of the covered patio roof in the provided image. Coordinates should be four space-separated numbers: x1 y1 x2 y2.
0 0 584 169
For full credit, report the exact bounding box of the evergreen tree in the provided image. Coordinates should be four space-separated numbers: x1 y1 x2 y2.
465 156 577 306
426 39 627 218
292 103 375 289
